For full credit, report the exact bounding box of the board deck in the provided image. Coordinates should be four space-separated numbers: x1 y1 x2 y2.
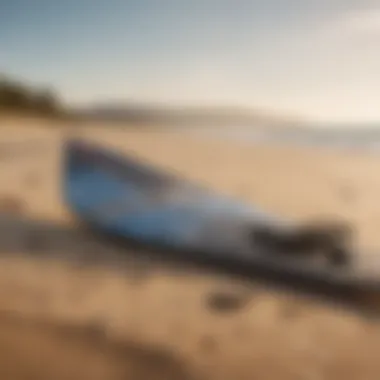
63 139 380 312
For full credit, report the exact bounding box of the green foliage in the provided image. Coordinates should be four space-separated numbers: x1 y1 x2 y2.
0 74 63 117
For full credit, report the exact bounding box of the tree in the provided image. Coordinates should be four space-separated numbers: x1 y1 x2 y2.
0 74 63 116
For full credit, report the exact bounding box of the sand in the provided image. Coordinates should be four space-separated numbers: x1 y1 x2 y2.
0 119 380 379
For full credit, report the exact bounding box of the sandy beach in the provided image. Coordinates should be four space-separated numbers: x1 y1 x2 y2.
1 119 380 379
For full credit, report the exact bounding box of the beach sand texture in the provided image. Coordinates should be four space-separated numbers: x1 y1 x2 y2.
0 120 380 380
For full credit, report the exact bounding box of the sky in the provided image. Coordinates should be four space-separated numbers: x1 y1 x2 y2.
2 0 380 123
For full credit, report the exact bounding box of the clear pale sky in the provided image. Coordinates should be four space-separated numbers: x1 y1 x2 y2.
2 0 380 123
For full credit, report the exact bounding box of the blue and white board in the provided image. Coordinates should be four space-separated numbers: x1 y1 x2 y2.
63 139 380 309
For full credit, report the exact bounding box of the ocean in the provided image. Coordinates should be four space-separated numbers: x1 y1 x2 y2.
181 125 380 152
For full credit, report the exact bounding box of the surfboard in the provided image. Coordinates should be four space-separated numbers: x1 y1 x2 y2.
63 139 380 312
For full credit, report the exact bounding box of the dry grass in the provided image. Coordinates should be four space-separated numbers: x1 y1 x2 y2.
0 122 380 379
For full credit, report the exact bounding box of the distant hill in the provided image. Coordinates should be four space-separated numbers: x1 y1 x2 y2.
74 102 305 128
0 74 63 118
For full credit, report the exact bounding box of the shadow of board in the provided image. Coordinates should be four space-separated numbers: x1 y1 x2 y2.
0 212 379 317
